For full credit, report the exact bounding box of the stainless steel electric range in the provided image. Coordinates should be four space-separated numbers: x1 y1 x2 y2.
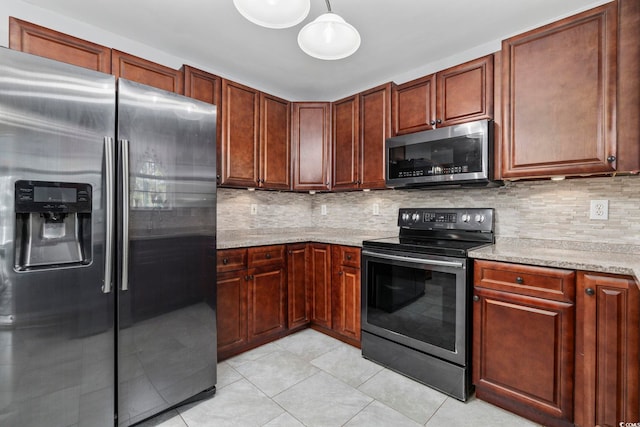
361 208 495 401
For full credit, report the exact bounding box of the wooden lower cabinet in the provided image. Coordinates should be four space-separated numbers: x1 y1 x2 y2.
216 245 287 360
331 264 361 343
574 272 640 427
308 243 333 329
216 269 248 358
473 260 575 427
287 244 311 329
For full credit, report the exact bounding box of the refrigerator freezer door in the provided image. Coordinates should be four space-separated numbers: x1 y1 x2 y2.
116 79 217 426
0 48 117 426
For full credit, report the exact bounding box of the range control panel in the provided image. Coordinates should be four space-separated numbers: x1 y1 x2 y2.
398 208 494 232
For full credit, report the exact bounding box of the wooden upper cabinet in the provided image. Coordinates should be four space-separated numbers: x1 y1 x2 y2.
220 79 260 187
291 102 331 191
260 93 291 190
501 2 618 179
8 17 111 73
393 55 493 135
392 74 436 135
332 95 360 191
111 50 183 93
359 83 392 190
436 55 493 128
574 272 639 427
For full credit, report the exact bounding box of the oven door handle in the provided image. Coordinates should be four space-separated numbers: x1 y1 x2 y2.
362 250 465 269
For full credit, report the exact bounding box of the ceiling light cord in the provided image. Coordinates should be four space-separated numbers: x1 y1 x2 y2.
325 0 332 12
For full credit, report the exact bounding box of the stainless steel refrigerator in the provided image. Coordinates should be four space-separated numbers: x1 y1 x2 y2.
0 48 217 426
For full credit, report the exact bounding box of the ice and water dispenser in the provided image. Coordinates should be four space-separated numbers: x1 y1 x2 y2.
14 180 92 270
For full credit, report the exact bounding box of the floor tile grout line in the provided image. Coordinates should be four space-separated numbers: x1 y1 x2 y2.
423 396 449 426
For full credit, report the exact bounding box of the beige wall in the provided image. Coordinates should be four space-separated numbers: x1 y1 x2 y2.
218 175 640 246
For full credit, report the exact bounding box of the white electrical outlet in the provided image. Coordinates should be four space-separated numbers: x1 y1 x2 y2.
589 200 608 220
321 204 327 215
373 203 380 216
250 204 258 215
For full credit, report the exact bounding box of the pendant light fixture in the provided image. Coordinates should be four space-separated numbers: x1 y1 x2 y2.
297 0 361 60
233 0 311 29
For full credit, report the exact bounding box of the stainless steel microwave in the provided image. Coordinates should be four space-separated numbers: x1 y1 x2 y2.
386 119 501 188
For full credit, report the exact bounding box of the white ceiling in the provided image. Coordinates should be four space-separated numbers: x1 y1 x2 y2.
20 0 610 101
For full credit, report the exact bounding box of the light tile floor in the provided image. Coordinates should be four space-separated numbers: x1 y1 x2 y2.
138 329 540 427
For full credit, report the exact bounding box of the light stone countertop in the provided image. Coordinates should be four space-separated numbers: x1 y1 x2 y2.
216 228 394 250
217 230 640 284
469 237 640 283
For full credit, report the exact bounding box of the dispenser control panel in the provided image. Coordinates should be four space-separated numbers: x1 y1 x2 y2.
15 180 92 213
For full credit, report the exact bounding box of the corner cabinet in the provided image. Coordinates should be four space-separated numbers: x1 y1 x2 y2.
291 103 332 191
331 246 361 344
501 2 619 179
287 244 311 330
473 260 576 427
574 272 640 427
392 55 493 135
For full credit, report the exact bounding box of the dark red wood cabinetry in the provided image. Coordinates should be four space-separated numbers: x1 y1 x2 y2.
287 244 311 330
291 103 332 191
9 17 112 73
473 260 576 427
111 49 183 93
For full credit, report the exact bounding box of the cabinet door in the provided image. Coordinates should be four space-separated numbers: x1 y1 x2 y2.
9 17 111 73
247 266 287 341
112 50 183 93
182 66 222 182
308 243 332 328
332 95 360 191
359 83 392 190
436 55 493 127
473 287 574 426
575 272 640 427
220 79 260 187
501 2 618 179
392 74 436 135
332 264 361 343
287 244 310 329
291 103 331 191
217 270 248 358
260 93 291 190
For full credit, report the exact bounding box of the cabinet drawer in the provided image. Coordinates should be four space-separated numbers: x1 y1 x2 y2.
474 260 575 302
217 248 248 272
336 245 360 268
248 245 285 268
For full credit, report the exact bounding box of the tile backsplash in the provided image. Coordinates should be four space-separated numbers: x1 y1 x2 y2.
217 175 640 245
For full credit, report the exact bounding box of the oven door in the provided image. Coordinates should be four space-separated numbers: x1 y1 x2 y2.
361 248 471 366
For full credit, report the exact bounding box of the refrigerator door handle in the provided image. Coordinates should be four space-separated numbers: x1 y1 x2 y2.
103 137 114 294
120 139 130 292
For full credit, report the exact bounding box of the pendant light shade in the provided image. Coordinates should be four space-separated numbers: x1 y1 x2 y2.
233 0 311 29
297 12 360 60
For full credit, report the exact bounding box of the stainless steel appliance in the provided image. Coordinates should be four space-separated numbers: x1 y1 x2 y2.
0 48 217 426
361 208 494 401
385 119 501 188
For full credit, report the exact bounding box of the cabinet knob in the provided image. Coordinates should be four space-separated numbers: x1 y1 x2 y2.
473 295 479 302
265 253 272 259
245 275 250 281
346 254 352 260
607 155 616 163
585 287 595 296
515 277 524 284
222 258 229 265
338 271 343 275
436 119 442 124
430 120 436 126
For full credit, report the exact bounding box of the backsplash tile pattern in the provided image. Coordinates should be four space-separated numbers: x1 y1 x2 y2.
217 176 639 245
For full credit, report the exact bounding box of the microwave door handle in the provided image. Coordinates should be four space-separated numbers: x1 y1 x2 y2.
119 139 130 292
362 250 464 269
103 137 114 294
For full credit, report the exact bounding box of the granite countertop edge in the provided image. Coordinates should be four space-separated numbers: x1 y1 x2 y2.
217 230 639 283
469 237 640 283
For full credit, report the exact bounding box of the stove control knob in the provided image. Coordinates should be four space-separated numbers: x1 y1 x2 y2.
461 214 471 223
475 214 486 223
412 213 420 221
401 212 410 222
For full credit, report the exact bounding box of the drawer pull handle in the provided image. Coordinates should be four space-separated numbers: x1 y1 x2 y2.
473 295 479 302
265 253 272 259
346 254 352 260
585 287 595 296
515 277 524 284
223 258 229 265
